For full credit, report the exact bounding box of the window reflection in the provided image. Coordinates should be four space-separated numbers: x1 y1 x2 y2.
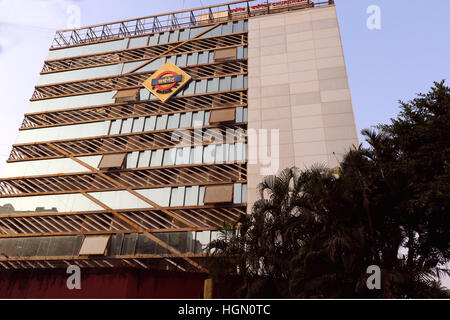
0 193 102 214
2 155 101 178
16 121 110 144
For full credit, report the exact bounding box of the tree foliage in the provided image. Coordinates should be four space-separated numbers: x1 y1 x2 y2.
207 81 450 298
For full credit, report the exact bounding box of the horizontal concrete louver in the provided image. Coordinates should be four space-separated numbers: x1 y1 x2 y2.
79 235 110 255
209 108 236 124
98 153 127 169
203 184 234 204
214 47 237 62
113 88 140 103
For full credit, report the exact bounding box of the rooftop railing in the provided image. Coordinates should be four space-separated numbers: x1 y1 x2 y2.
50 0 331 49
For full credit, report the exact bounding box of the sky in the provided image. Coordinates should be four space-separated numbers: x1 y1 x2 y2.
0 0 449 287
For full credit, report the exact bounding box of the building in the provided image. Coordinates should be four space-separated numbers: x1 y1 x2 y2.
0 0 358 298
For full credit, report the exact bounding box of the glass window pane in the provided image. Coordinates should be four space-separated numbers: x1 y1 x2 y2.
231 75 244 90
176 147 190 165
163 148 176 166
158 32 169 44
149 34 159 45
222 22 233 34
202 24 222 38
190 25 209 38
237 46 244 59
198 186 205 205
180 112 193 128
195 231 211 254
137 187 172 207
176 54 187 67
170 187 185 207
126 151 139 168
228 144 236 162
192 111 205 127
89 190 150 210
137 150 151 168
184 186 199 206
140 88 150 100
236 107 243 123
241 183 247 203
129 36 148 48
215 144 225 164
47 39 127 60
150 149 164 167
121 118 133 133
110 119 122 135
179 29 190 41
169 30 179 42
140 57 165 72
236 142 244 161
166 55 177 64
192 146 203 164
187 52 198 66
183 80 196 95
132 117 145 133
121 233 138 255
198 51 209 64
15 121 110 144
0 193 102 213
156 115 168 130
204 111 210 126
144 116 157 131
219 77 231 91
167 113 181 129
233 183 242 204
207 78 219 93
233 20 244 33
203 145 216 164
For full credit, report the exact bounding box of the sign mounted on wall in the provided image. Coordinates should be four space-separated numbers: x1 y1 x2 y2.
143 61 191 103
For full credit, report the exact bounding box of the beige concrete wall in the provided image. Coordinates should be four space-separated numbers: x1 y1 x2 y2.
247 5 359 210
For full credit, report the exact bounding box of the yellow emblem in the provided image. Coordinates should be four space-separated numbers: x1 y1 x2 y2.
143 61 191 103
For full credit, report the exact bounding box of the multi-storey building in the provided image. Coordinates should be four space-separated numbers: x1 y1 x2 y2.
0 0 358 298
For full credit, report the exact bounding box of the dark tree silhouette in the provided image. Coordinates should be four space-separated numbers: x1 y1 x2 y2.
207 81 450 298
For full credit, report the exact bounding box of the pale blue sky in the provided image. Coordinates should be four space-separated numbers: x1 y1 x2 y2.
0 0 449 288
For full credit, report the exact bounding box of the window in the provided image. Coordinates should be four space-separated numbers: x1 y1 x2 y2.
209 108 236 124
113 89 140 103
98 153 127 169
79 235 110 255
203 184 234 204
214 48 237 62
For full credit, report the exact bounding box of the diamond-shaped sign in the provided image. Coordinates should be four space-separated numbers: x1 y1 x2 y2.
143 61 191 103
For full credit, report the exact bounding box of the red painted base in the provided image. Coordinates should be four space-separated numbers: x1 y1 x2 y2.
0 268 208 299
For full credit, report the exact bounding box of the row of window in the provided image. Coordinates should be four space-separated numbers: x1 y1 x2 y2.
142 20 248 48
29 74 248 114
0 183 247 214
0 229 226 258
109 107 248 135
123 45 247 74
108 231 221 256
125 143 247 169
47 20 248 60
139 75 248 100
5 137 248 178
39 46 247 86
17 104 247 145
